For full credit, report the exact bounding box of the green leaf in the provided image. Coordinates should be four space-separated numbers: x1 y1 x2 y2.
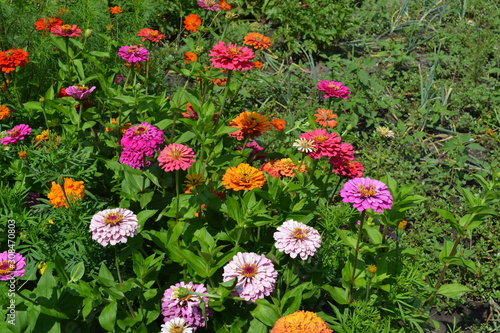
99 300 117 331
436 284 471 298
251 299 280 327
69 262 85 283
336 228 357 249
322 285 349 304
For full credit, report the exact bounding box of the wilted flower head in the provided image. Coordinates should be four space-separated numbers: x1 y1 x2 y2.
0 251 26 281
209 41 255 71
158 143 196 172
65 85 96 99
376 126 395 139
316 80 351 99
271 310 332 333
222 252 278 302
89 208 139 246
117 45 150 63
222 163 266 191
340 177 393 213
137 28 165 42
51 24 82 37
274 220 321 260
161 281 210 330
1 124 32 145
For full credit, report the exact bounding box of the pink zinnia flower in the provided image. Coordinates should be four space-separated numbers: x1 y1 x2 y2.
1 124 32 145
161 281 210 330
120 122 164 169
340 177 393 213
158 143 196 172
222 252 278 302
316 80 351 99
197 0 221 11
0 251 26 280
330 157 364 178
51 24 82 37
209 41 255 72
137 28 166 42
89 208 139 246
273 220 321 260
65 85 96 99
117 45 150 63
300 129 353 160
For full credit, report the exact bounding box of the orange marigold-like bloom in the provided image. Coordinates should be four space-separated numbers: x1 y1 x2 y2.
271 310 332 333
218 0 231 10
243 33 271 50
271 118 286 131
260 160 281 178
222 163 266 191
314 109 338 128
47 178 85 208
229 111 271 141
33 129 50 145
184 52 197 63
253 61 263 68
18 151 27 159
0 49 29 74
109 6 123 14
184 14 202 32
261 158 306 178
34 17 64 34
0 105 11 120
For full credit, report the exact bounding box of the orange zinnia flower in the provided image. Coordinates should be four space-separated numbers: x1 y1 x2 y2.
109 6 123 14
243 33 271 50
261 158 306 178
33 129 50 145
184 14 202 32
0 49 29 74
184 52 197 63
228 111 271 141
271 310 332 333
34 17 64 34
47 178 85 208
18 151 27 159
314 109 338 128
218 0 231 10
271 118 286 131
105 118 132 133
222 163 266 191
0 105 11 120
253 61 263 68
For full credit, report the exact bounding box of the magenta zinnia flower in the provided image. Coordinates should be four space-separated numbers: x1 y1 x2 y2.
340 177 393 213
161 281 210 330
197 0 221 11
209 41 255 71
89 208 139 246
120 122 164 169
316 80 351 99
1 124 32 145
158 143 196 172
222 252 278 302
65 85 96 99
0 251 26 280
274 220 321 260
51 24 82 37
117 45 150 63
300 129 353 160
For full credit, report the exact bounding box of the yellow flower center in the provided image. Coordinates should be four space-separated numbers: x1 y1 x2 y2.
358 184 377 197
148 31 158 37
169 326 184 333
327 84 339 90
313 135 328 143
240 263 258 278
0 260 14 275
292 227 308 240
10 128 19 136
75 86 88 91
228 47 241 56
104 212 124 226
134 125 148 135
61 24 72 33
5 50 14 57
128 46 140 53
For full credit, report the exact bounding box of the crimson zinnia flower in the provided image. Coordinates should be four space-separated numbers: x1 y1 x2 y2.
51 24 82 37
316 80 351 99
117 45 150 63
158 143 196 172
209 41 255 72
0 49 29 73
137 28 165 42
300 128 353 160
340 177 393 213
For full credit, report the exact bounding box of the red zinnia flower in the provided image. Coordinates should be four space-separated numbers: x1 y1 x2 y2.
0 49 29 73
51 24 82 37
137 28 165 42
271 118 286 131
35 17 63 34
184 14 202 32
109 6 123 14
219 0 231 10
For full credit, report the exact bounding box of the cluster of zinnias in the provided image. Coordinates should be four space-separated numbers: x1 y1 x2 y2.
340 177 393 213
47 178 85 208
1 124 32 145
51 24 82 37
261 158 306 178
120 122 164 169
161 281 211 330
117 45 150 63
209 41 255 71
222 252 278 302
228 111 271 140
274 220 321 260
271 310 332 333
138 28 165 42
222 163 266 191
316 80 351 99
157 143 196 172
0 49 29 73
0 251 26 281
89 208 139 246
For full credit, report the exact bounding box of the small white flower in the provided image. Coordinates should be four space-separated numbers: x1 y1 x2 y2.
292 138 317 153
161 317 193 333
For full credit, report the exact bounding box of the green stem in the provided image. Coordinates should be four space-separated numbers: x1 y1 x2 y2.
218 70 233 118
175 169 180 222
115 247 136 319
349 210 366 302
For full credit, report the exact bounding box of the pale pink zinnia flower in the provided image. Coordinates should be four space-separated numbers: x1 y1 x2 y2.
1 124 32 145
65 85 96 99
273 220 321 260
0 251 26 280
197 0 221 11
316 80 351 99
117 45 150 63
340 177 393 213
161 318 193 333
222 252 278 302
89 208 139 246
161 281 210 330
51 24 82 37
209 41 255 72
158 143 196 172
